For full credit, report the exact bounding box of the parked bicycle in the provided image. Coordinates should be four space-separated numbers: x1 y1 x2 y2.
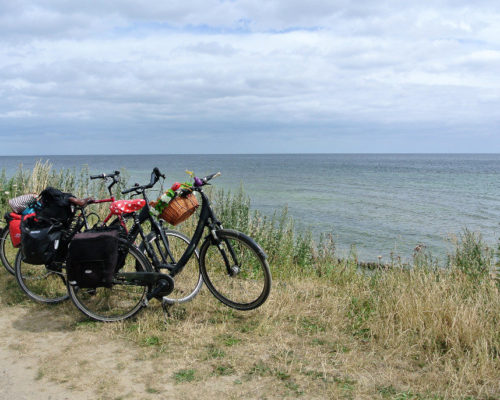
68 170 272 322
67 168 203 322
13 171 122 303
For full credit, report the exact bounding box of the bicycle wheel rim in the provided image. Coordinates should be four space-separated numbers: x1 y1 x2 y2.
200 230 271 310
1 227 16 275
14 251 69 303
148 230 203 304
68 242 150 322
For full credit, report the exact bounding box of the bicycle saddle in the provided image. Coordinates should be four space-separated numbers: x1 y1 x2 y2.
109 199 146 215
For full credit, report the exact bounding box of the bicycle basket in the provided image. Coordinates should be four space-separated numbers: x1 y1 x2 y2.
157 194 199 226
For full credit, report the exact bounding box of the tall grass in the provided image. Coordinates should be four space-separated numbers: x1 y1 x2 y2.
0 161 129 219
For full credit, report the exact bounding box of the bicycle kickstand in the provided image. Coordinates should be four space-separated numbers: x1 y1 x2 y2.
161 299 172 322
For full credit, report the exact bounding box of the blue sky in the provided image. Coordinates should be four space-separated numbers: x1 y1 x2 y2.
0 1 499 154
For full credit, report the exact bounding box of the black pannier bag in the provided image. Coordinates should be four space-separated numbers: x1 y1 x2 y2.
38 187 75 224
66 230 120 288
21 217 62 265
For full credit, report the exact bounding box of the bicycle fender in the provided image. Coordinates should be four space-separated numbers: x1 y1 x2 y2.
215 229 268 259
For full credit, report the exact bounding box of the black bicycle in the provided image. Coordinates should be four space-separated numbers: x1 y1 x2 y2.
67 169 203 321
68 170 272 322
12 172 125 303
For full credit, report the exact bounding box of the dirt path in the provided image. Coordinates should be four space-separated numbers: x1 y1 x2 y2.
0 304 248 400
0 306 88 399
0 305 181 400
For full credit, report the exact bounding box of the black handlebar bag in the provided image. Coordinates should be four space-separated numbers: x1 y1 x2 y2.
21 217 62 265
66 230 120 288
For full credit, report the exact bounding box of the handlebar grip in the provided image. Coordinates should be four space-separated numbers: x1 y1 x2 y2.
204 172 221 182
90 174 103 180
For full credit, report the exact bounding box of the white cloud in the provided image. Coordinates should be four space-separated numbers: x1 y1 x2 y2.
0 1 499 153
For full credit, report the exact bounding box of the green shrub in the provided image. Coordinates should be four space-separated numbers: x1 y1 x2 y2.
448 229 493 280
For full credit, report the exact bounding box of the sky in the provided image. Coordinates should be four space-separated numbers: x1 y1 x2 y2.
0 1 499 154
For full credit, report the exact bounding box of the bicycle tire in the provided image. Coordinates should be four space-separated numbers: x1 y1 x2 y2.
67 239 152 322
140 229 203 304
0 226 16 275
199 229 271 310
14 250 69 304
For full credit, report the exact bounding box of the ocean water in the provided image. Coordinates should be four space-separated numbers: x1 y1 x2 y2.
1 154 500 262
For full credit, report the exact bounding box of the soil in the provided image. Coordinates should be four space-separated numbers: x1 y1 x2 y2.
0 305 178 400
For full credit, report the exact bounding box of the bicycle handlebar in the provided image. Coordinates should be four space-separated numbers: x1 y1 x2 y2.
121 168 220 195
194 171 221 187
122 184 140 195
90 171 120 180
121 167 165 195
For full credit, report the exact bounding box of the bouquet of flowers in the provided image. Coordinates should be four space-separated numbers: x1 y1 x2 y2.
150 171 199 225
150 181 193 217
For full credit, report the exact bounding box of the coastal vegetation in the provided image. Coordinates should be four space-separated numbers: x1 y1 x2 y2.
0 162 499 399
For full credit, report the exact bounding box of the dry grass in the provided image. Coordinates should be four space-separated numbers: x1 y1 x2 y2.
2 266 497 399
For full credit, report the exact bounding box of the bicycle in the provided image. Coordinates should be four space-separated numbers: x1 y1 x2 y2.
68 170 272 322
67 168 203 321
13 169 200 311
121 168 203 305
13 172 123 304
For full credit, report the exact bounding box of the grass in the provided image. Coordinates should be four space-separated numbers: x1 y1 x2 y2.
0 162 499 399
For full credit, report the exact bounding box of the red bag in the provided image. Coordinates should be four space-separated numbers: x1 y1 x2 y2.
6 213 22 248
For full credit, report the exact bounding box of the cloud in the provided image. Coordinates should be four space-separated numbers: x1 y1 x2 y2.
0 1 499 154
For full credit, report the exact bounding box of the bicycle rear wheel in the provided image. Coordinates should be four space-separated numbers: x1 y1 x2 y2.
141 229 203 304
1 226 16 275
14 250 69 303
199 229 271 310
68 240 152 322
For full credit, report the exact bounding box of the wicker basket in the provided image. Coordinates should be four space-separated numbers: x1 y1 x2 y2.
156 194 199 226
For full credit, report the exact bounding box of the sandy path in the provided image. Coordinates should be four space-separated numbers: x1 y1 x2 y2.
0 304 164 400
0 307 89 400
0 304 232 400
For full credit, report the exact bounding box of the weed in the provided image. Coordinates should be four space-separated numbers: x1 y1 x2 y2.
35 369 44 381
285 379 303 396
249 361 271 377
221 335 242 347
212 364 235 376
142 336 160 346
173 369 196 383
300 316 326 334
448 229 493 280
206 345 225 359
347 296 373 338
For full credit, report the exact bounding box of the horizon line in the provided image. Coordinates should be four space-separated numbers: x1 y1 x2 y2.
2 152 500 157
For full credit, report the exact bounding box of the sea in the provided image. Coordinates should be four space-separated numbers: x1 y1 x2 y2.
1 154 499 263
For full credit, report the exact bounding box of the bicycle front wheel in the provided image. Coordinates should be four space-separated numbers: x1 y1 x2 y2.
14 250 69 303
68 240 152 322
199 229 271 310
1 226 16 275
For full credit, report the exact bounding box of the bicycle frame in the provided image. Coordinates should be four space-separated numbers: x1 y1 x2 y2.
122 186 222 277
124 189 182 269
